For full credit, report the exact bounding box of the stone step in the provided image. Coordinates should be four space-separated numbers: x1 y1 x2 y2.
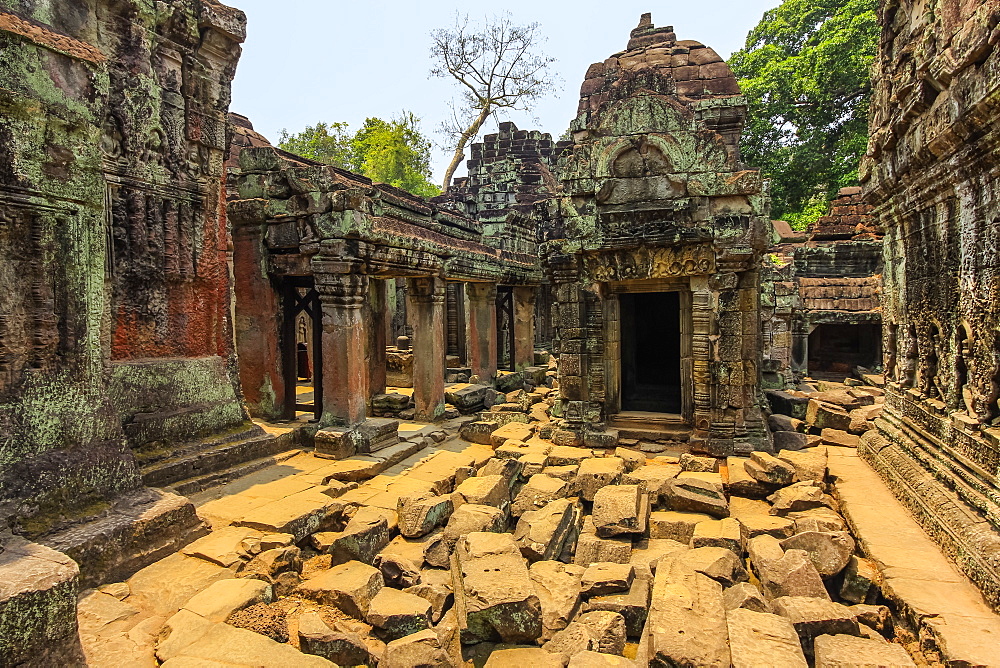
609 414 692 443
135 424 264 468
168 449 305 497
141 426 305 489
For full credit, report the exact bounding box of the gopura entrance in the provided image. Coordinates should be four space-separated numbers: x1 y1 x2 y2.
620 291 682 414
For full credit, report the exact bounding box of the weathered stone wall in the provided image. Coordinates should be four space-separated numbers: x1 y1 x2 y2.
539 15 771 455
0 0 246 532
860 0 1000 608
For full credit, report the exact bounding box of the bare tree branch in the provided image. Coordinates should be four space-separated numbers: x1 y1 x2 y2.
430 12 558 192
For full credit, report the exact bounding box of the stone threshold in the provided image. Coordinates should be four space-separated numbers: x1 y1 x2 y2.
827 445 1000 666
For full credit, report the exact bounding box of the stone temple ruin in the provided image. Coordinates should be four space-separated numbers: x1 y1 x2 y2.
1 2 999 667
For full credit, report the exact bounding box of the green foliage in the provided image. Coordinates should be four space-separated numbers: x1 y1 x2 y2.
277 121 353 167
784 195 830 231
730 0 878 220
277 113 440 198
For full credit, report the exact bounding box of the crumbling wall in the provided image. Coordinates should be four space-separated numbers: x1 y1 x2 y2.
0 0 246 532
860 0 1000 608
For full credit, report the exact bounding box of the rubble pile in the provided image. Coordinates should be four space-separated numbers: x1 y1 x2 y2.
146 375 916 666
765 375 886 450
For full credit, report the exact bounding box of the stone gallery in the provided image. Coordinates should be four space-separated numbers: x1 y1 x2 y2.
0 1 998 667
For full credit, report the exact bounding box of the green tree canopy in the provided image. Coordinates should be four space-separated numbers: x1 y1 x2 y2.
277 112 440 198
729 0 878 225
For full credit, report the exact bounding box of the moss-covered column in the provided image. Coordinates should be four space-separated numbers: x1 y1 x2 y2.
315 270 369 427
513 286 537 370
408 277 446 421
466 282 498 383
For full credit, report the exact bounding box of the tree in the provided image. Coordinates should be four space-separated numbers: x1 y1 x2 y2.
276 121 353 167
430 13 558 192
278 113 439 198
729 0 878 226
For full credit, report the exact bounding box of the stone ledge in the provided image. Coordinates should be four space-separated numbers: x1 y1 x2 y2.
828 442 1000 666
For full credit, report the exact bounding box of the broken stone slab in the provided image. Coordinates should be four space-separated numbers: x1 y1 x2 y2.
851 604 892 635
380 627 454 667
727 608 808 668
404 580 452 625
758 548 830 601
530 560 586 638
662 477 729 518
453 532 542 644
544 464 580 485
446 384 492 411
547 445 594 467
461 420 501 445
840 556 880 604
820 428 859 448
234 488 343 542
519 452 550 477
771 596 860 655
813 634 916 667
780 531 855 579
490 422 535 448
593 484 649 537
479 457 523 485
397 493 454 539
375 535 432 588
512 474 570 517
789 507 847 533
182 578 272 622
679 453 717 472
365 587 433 640
327 506 391 565
806 400 853 432
643 556 730 667
575 457 625 502
691 518 744 554
496 439 553 461
614 447 645 472
776 448 828 483
585 566 652 638
581 563 634 597
182 526 264 568
485 647 568 667
623 464 680 503
452 474 510 511
298 611 380 666
648 510 712 543
768 414 804 432
773 431 812 452
746 452 796 486
725 457 778 499
765 390 811 420
768 483 837 516
723 582 770 613
747 534 785 572
239 545 302 583
297 560 384 618
423 504 505 569
574 517 633 565
629 538 688 575
515 498 578 562
577 610 627 656
542 621 599 657
677 546 748 587
739 513 795 541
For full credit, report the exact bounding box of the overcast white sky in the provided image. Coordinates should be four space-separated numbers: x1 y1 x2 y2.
230 0 781 184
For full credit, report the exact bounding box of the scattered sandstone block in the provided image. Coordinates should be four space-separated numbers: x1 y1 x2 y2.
512 474 570 516
820 428 859 448
723 582 770 613
366 587 432 639
725 457 777 498
614 447 645 472
454 532 542 644
758 548 830 601
574 523 633 566
776 448 828 483
298 611 378 665
586 565 653 637
806 401 853 432
773 431 812 451
239 546 302 582
768 483 836 516
485 647 568 667
850 604 892 635
380 627 452 667
576 457 625 501
581 563 634 597
578 610 627 655
771 596 860 654
515 498 579 562
663 477 729 518
446 384 492 411
691 518 744 554
648 510 713 543
530 560 586 637
544 464 581 484
780 531 855 579
328 507 391 565
460 420 500 445
768 414 804 432
183 527 264 568
568 650 634 666
679 453 717 472
397 493 454 539
623 464 680 502
644 557 730 666
182 578 272 622
297 560 384 618
727 608 808 668
490 422 535 448
629 538 688 574
423 504 505 569
543 621 599 657
839 556 880 604
678 546 748 587
593 484 648 537
452 474 509 510
479 456 523 483
548 445 593 466
374 534 431 588
813 634 916 667
746 452 796 486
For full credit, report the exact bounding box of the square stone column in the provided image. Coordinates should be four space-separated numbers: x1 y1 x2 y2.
513 286 537 370
407 276 446 421
366 278 388 397
316 272 369 427
466 282 498 383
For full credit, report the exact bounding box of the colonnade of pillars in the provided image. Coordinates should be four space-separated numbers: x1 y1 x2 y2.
314 273 536 427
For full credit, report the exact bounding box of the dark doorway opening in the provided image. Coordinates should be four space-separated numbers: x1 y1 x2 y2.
496 286 515 371
620 291 681 413
808 323 881 375
282 277 322 421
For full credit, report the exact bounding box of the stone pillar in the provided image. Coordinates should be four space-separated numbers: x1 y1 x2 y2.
466 282 498 383
513 286 537 370
316 271 369 427
367 278 388 397
407 277 446 422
